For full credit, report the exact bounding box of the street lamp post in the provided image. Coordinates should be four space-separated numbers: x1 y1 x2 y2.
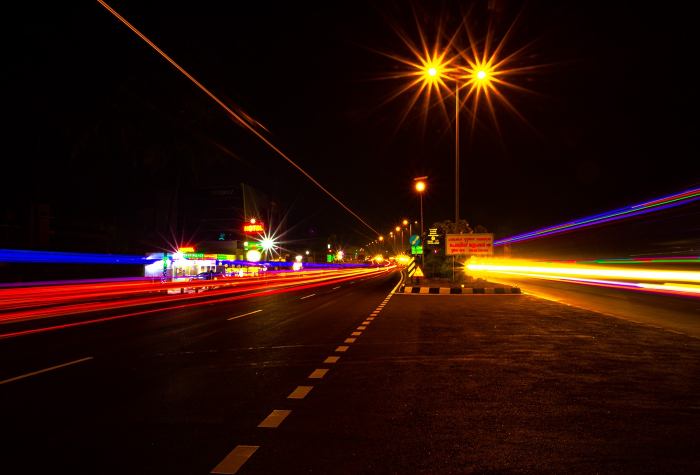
414 179 426 265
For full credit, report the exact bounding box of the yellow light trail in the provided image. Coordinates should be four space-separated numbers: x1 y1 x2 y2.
96 0 379 236
466 258 700 297
467 259 700 283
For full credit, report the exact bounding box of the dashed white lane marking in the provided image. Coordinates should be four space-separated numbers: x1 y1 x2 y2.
370 312 379 316
335 346 349 352
288 386 313 399
351 331 362 336
211 445 259 474
367 317 375 321
332 286 341 290
0 357 93 385
344 338 356 343
300 293 316 300
357 326 367 330
258 410 291 428
324 356 340 364
309 369 329 379
362 321 370 325
227 309 262 321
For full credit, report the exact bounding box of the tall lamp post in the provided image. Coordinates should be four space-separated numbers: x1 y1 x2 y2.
414 178 427 264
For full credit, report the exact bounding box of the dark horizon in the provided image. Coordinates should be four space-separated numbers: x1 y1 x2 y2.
3 0 698 254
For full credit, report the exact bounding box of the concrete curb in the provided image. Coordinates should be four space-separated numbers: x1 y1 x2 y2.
399 285 521 295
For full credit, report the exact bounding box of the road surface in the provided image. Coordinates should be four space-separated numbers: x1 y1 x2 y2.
2 271 699 474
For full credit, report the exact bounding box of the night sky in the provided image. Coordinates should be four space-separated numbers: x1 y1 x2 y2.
3 1 698 254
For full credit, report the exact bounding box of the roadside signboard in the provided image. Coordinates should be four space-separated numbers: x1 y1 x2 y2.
409 234 421 246
411 244 423 255
445 233 493 256
425 228 440 246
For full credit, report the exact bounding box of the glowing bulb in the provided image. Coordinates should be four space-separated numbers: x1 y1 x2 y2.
415 181 426 192
250 218 256 224
477 70 487 80
261 238 275 251
246 250 261 262
427 67 437 77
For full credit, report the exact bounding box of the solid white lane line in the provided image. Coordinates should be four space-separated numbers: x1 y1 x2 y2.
288 386 313 399
300 293 316 300
211 445 259 474
227 309 262 321
357 326 367 330
258 410 291 428
309 369 329 379
332 286 341 290
344 338 356 343
351 331 362 336
335 346 349 352
0 357 93 385
324 356 340 364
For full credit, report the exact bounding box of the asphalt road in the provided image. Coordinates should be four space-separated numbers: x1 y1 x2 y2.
2 271 699 474
485 276 700 338
0 271 398 474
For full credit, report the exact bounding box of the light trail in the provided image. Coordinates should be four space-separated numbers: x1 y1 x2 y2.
466 258 700 298
0 266 395 339
0 267 390 325
494 186 700 246
96 0 379 236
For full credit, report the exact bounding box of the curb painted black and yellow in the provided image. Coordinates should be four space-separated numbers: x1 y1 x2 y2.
399 285 521 295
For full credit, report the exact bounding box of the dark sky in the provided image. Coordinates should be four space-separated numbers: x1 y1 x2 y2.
3 0 698 252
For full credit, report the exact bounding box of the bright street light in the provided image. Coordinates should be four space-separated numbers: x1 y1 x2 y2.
386 22 530 229
415 180 426 192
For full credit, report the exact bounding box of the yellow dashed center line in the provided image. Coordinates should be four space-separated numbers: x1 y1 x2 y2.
211 445 259 474
344 338 356 344
309 368 329 379
258 410 291 428
351 331 362 336
324 356 340 364
335 346 349 352
287 386 313 399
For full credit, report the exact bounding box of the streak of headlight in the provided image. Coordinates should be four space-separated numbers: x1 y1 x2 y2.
467 260 700 283
466 258 700 297
96 0 378 236
494 187 700 246
0 267 393 338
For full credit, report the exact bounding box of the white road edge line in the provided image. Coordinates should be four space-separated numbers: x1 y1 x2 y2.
332 286 341 290
300 293 316 300
0 356 94 385
227 309 262 321
211 445 259 474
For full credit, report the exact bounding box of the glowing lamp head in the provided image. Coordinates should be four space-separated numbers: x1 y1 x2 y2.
250 218 256 224
246 249 261 262
395 226 401 232
402 219 409 226
427 67 437 77
476 70 487 80
378 236 384 242
260 238 275 252
415 181 426 192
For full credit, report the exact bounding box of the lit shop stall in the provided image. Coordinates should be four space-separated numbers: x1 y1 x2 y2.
144 248 266 281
